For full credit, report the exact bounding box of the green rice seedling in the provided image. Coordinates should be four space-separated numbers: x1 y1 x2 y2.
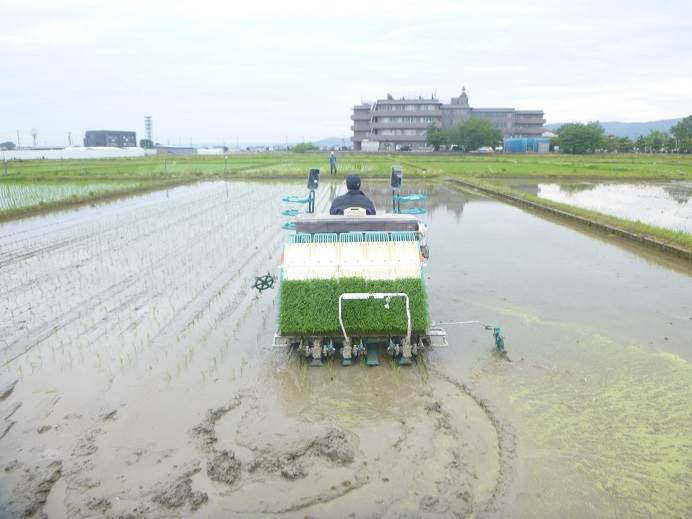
388 358 402 386
279 277 428 336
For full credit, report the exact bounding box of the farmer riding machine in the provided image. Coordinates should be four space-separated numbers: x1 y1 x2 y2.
271 167 448 366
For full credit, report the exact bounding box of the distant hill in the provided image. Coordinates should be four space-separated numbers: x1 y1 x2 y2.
545 118 683 139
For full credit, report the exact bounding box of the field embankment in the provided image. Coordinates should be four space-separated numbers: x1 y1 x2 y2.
2 153 691 256
450 178 692 259
3 153 692 182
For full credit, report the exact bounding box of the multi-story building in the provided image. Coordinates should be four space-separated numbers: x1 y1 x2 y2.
84 130 137 148
351 88 545 151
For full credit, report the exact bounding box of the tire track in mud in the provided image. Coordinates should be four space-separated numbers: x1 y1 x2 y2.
431 368 516 514
182 391 370 515
159 366 503 518
0 181 359 517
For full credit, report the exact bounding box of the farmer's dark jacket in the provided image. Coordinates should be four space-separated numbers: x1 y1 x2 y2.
329 190 376 215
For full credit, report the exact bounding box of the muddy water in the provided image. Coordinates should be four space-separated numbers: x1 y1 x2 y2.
505 179 692 233
0 179 690 518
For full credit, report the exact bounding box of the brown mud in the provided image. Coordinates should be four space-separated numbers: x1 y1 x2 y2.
1 180 690 518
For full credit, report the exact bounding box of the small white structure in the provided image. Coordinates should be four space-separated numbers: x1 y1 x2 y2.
197 148 226 155
361 140 380 153
2 147 147 161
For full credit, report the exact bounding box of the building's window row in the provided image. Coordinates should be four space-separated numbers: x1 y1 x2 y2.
376 129 426 136
376 104 438 111
376 116 438 124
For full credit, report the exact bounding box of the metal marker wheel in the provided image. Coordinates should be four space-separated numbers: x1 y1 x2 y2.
252 273 275 293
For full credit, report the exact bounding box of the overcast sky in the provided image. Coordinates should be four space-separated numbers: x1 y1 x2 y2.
2 0 691 146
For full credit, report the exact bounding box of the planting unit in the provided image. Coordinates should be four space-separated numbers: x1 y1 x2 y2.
274 213 446 366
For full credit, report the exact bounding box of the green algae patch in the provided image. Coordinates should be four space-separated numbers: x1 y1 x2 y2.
279 277 428 336
506 339 692 518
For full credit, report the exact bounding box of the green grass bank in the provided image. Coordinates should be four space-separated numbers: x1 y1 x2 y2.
2 153 690 258
3 152 692 182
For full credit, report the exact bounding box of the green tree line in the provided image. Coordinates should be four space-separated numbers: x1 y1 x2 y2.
292 142 319 153
555 116 692 154
426 118 502 151
425 115 692 154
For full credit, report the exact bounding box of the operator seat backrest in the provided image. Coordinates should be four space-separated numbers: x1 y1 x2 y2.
343 207 367 217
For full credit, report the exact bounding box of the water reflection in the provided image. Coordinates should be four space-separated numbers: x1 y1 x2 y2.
366 182 472 221
508 180 692 233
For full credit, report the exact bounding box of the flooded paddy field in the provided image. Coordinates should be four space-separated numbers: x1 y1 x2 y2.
505 179 692 233
0 179 691 518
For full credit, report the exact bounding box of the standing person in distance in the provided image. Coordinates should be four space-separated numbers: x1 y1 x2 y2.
329 151 337 175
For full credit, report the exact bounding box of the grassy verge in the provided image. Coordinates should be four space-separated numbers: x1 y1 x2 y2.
2 154 690 257
279 277 428 336
457 178 692 253
3 153 692 182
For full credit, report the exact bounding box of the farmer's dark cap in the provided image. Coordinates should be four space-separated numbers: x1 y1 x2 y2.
346 174 361 190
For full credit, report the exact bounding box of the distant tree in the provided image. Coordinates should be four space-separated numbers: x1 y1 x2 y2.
0 141 16 150
425 125 446 151
671 115 692 140
644 130 668 153
635 135 646 152
603 134 619 153
549 136 559 152
139 139 154 149
671 115 692 153
446 118 502 151
665 136 677 153
601 135 633 153
616 136 634 153
292 142 318 153
556 122 604 154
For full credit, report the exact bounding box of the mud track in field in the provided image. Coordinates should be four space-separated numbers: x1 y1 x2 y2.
0 181 513 518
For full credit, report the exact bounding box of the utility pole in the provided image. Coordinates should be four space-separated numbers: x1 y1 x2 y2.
68 132 72 146
144 116 153 144
16 130 20 150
